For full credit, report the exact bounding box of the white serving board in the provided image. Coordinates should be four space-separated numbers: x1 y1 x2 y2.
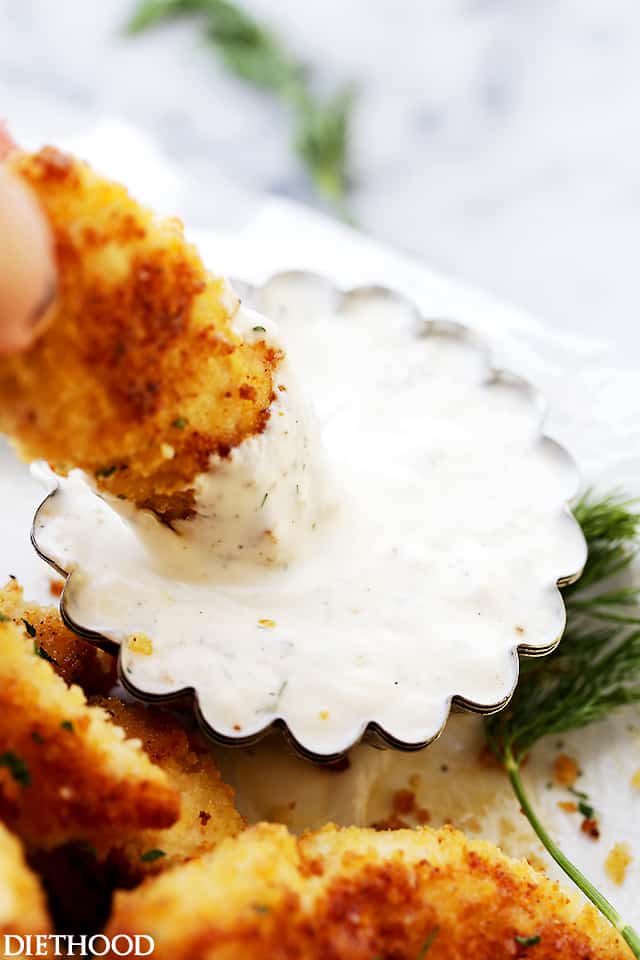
2 123 639 921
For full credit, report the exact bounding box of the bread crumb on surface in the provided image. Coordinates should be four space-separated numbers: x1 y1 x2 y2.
392 789 416 816
604 843 633 886
127 633 153 656
581 818 601 841
526 852 548 874
553 753 579 787
476 744 501 768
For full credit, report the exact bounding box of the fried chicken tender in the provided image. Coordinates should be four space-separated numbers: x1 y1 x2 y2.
93 698 244 880
25 699 243 933
0 821 51 948
105 823 630 960
0 579 116 695
0 147 280 521
0 618 179 852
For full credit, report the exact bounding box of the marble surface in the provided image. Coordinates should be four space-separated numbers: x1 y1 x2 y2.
2 1 640 916
1 0 640 357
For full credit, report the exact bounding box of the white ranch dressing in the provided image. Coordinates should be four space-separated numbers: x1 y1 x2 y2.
33 277 586 757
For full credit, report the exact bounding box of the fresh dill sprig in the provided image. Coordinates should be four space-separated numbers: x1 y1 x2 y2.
487 623 640 764
486 489 640 763
125 0 354 219
563 491 640 623
485 490 640 956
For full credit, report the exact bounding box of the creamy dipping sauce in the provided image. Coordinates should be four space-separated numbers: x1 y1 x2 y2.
33 275 586 757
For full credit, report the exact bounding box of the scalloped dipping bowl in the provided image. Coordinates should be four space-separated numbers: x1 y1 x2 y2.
32 274 587 761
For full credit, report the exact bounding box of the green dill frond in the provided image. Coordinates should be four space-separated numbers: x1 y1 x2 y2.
294 85 354 218
565 490 640 595
126 0 354 216
126 0 206 34
486 488 640 957
486 626 640 764
206 9 300 95
485 490 640 765
0 751 30 787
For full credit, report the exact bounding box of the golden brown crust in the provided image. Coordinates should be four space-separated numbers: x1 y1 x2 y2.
0 147 280 520
22 699 244 934
105 823 631 959
0 579 116 695
92 698 244 880
0 821 51 943
0 618 179 852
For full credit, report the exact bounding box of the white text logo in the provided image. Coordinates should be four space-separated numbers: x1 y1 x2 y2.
4 934 154 956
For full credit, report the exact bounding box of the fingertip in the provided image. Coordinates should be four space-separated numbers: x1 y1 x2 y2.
0 166 56 355
0 120 16 161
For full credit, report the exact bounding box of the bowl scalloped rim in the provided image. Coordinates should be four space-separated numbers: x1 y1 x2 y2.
30 271 587 763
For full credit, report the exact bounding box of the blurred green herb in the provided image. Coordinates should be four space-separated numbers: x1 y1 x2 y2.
95 464 117 479
417 927 439 957
140 848 166 862
514 935 541 949
126 0 354 218
563 492 640 624
76 840 98 859
0 751 30 787
34 640 56 665
485 490 640 956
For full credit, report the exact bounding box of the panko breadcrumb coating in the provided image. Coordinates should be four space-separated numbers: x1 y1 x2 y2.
0 617 179 852
105 823 631 960
0 147 280 521
0 821 51 948
0 579 116 695
24 699 244 934
93 698 244 880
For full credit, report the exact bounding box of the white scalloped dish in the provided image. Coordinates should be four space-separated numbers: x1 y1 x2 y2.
32 272 587 761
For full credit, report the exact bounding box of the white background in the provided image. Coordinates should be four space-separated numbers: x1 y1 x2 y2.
1 0 639 354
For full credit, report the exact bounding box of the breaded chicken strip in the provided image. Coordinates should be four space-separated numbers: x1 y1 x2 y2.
26 699 243 934
93 698 244 880
0 579 116 695
0 822 51 948
105 823 630 960
0 147 280 522
0 618 179 852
